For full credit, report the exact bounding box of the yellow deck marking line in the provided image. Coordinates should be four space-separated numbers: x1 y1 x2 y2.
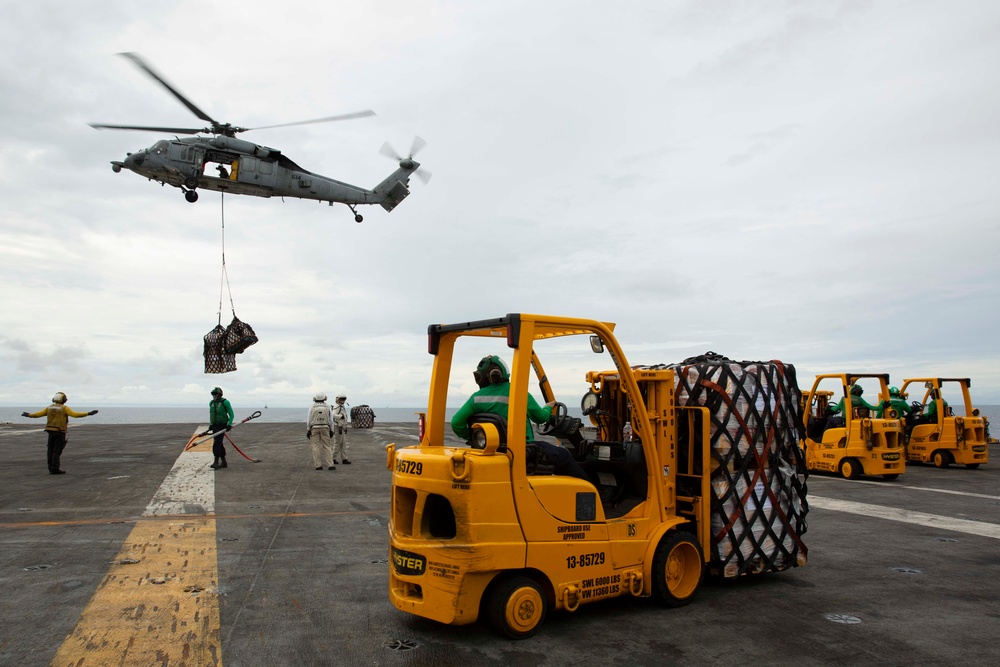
52 428 222 666
809 495 1000 540
2 509 388 530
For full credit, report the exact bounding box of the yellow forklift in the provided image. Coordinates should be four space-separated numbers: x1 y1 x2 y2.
898 378 990 469
387 314 807 638
801 373 905 480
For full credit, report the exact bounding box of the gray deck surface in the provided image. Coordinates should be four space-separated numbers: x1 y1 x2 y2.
1 422 997 666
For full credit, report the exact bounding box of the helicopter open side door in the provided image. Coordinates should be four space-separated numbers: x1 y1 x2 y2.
236 156 277 188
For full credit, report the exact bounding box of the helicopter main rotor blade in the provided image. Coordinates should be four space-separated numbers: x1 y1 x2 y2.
88 122 205 134
118 52 218 125
246 109 376 131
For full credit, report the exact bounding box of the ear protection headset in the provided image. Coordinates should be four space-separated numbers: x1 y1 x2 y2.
474 355 509 388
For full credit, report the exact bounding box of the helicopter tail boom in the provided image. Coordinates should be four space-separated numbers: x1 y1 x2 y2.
373 162 418 212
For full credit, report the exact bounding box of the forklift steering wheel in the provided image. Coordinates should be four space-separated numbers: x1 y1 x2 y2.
537 402 568 435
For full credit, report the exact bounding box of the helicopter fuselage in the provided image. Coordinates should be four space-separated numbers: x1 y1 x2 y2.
115 135 415 215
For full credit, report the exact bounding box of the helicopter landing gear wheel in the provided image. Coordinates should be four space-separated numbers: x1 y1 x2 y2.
183 176 199 190
348 204 363 223
185 190 199 203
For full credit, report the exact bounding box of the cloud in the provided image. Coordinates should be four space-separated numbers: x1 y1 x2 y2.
1 1 999 407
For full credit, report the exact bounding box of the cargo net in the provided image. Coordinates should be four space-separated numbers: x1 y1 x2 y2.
641 352 809 578
204 324 237 374
350 405 376 429
203 315 258 374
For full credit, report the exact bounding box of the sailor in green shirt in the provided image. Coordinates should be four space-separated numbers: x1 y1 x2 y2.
451 355 590 482
827 384 879 428
208 386 235 469
923 396 949 422
876 386 912 419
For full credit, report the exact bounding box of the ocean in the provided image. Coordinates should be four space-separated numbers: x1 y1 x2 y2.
0 405 436 425
3 404 998 426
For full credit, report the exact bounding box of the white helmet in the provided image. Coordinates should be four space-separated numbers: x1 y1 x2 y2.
336 393 347 401
52 392 67 404
313 392 327 402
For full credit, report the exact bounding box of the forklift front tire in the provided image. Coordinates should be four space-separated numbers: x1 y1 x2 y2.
652 531 703 607
486 575 547 639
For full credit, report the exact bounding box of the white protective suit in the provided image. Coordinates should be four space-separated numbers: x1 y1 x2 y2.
307 397 334 469
332 398 350 464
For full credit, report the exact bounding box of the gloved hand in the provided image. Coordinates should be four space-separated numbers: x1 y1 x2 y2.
21 412 29 417
307 429 312 438
328 428 334 437
226 425 232 431
88 410 99 416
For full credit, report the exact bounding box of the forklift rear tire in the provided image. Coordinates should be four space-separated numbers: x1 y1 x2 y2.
882 474 899 480
651 531 703 607
839 458 862 480
965 463 981 470
486 575 546 639
932 450 951 468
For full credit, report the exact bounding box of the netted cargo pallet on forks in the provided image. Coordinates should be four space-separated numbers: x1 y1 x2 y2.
641 352 809 578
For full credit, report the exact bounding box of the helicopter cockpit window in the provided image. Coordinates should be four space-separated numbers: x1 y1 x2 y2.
151 140 169 155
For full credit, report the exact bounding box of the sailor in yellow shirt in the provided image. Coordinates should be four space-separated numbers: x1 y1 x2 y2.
22 392 98 474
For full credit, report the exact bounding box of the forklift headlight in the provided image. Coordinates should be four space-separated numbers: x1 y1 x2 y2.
469 423 501 454
888 409 899 419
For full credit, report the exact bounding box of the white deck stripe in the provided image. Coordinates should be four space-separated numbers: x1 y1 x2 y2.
809 475 1000 501
53 430 223 665
144 451 216 515
809 495 1000 540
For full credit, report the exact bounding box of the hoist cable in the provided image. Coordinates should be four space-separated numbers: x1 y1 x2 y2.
218 192 237 325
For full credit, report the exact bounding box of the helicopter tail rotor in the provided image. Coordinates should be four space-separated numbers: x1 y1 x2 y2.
379 137 431 184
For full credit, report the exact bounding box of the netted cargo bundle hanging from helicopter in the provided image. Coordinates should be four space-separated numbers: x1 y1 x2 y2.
639 352 809 578
204 324 237 374
203 316 258 374
223 315 258 355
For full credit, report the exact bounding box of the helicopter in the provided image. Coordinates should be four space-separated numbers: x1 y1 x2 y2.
89 53 429 222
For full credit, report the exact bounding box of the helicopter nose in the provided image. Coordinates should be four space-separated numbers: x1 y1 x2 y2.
126 151 145 167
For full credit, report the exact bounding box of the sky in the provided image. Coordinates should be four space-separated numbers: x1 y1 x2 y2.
1 0 999 408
